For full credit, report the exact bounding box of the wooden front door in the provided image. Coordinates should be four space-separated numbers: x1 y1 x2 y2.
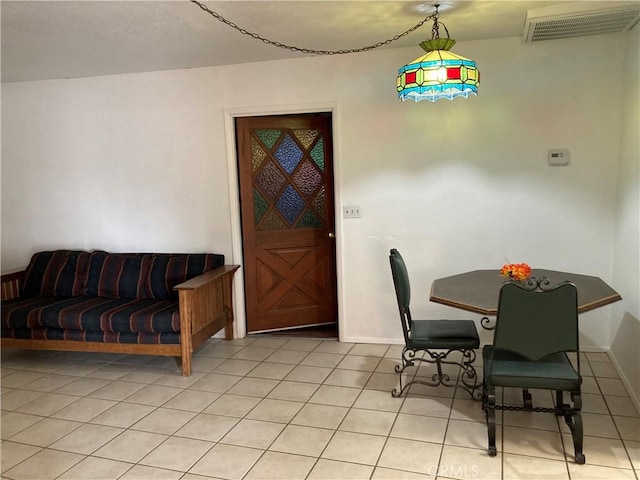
236 114 337 333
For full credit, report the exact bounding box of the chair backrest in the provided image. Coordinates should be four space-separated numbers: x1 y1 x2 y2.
389 248 412 342
494 280 579 361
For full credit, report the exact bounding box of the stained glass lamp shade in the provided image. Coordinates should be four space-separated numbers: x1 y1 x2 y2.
397 38 479 102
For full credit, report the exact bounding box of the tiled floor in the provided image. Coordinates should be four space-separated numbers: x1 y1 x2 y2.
1 337 638 480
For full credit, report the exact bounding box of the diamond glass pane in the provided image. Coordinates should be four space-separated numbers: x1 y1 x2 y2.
257 209 287 231
293 159 322 198
276 185 305 226
253 189 269 225
274 134 304 174
255 160 286 201
310 138 325 172
312 186 327 220
255 129 281 150
296 208 324 229
251 137 268 172
292 129 319 150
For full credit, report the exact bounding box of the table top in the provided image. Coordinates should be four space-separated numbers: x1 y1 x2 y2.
429 269 622 316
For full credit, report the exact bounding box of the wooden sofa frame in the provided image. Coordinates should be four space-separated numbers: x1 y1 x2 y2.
1 265 240 376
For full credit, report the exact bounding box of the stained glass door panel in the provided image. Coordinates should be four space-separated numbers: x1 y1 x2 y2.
236 114 337 333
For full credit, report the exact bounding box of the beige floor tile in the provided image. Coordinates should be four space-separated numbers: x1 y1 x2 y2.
244 451 316 479
378 437 442 475
585 352 611 363
340 408 397 436
285 365 333 383
221 418 285 448
502 410 560 432
563 433 633 468
52 397 117 422
337 355 381 372
189 443 262 479
49 423 124 455
625 439 639 469
202 393 261 417
54 377 111 396
503 425 565 460
605 395 640 417
9 417 82 447
314 341 355 355
189 373 243 393
19 374 80 392
197 342 246 358
371 467 432 479
267 380 319 402
445 418 501 451
282 338 323 352
161 389 220 412
14 392 79 417
580 376 600 395
89 380 145 401
140 435 213 471
265 349 309 364
309 384 362 407
119 464 184 479
0 388 45 411
1 370 46 388
440 444 501 480
231 346 277 362
353 389 403 412
400 395 453 418
56 361 105 377
245 398 304 423
57 455 132 479
301 352 344 368
187 355 226 373
558 412 619 439
291 403 349 429
0 441 41 473
175 412 239 442
153 369 207 388
246 361 295 380
124 384 182 406
250 337 290 349
591 362 619 378
363 372 397 391
214 358 261 376
391 412 448 443
349 344 389 357
322 430 386 465
614 415 640 441
93 429 167 463
89 401 155 428
119 367 173 384
375 357 403 374
269 424 334 457
502 453 569 479
450 397 486 423
308 459 375 479
567 462 636 479
581 393 610 414
403 382 456 399
226 377 279 397
1 412 44 439
2 447 84 480
130 407 196 434
90 363 137 380
596 378 630 397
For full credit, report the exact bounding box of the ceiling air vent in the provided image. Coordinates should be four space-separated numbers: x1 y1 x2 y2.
524 1 640 43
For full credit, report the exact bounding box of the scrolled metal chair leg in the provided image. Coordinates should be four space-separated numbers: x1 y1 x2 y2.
486 386 497 456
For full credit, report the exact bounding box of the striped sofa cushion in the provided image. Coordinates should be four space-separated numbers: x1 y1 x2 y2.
84 252 152 299
147 253 225 300
2 327 180 345
1 296 180 333
22 250 91 297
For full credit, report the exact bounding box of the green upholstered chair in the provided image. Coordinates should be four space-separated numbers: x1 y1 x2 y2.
389 249 480 399
482 279 585 463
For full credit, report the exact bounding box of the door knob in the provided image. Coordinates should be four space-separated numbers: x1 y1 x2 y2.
328 232 335 238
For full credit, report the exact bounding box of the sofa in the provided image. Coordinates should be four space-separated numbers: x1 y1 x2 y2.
1 250 240 376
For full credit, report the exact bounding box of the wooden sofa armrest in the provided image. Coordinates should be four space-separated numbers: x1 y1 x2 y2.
174 264 240 375
1 270 24 301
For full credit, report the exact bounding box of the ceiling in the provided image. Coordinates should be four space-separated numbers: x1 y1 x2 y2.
0 0 630 83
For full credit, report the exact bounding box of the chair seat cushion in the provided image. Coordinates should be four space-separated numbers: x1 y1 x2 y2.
483 345 580 391
409 320 480 350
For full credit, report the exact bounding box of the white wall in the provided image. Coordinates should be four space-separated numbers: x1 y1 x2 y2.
610 24 640 403
1 34 631 355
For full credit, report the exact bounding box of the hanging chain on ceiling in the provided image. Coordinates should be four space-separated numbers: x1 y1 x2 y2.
189 0 436 55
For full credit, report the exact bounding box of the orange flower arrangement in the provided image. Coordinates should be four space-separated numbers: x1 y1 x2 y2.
500 263 532 281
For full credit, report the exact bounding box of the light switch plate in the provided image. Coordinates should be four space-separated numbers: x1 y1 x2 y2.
548 149 570 166
343 205 362 218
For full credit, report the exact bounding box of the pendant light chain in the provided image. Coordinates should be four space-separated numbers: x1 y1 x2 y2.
189 0 435 55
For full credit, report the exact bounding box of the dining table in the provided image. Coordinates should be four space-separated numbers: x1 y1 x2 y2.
429 268 622 328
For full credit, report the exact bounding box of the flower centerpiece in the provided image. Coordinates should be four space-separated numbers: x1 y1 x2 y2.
500 262 532 282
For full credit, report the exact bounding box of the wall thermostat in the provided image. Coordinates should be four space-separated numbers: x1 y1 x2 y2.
548 149 570 166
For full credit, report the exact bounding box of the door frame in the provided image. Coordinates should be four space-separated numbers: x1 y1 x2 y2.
223 102 345 340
